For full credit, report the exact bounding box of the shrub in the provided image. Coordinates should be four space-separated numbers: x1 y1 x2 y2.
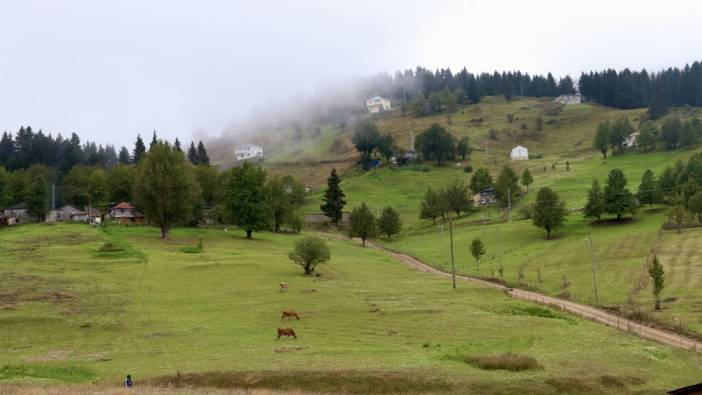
464 353 542 371
463 166 473 173
181 237 203 253
98 242 123 252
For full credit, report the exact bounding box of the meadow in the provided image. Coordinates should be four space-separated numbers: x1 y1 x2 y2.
1 223 701 393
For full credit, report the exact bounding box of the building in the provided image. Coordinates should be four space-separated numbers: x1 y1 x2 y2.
57 205 81 221
472 189 496 206
623 132 640 149
3 202 33 223
554 94 581 105
109 202 144 225
234 144 264 161
366 96 391 113
71 208 102 224
510 145 529 161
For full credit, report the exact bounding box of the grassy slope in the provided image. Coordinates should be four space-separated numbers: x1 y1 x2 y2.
0 223 700 393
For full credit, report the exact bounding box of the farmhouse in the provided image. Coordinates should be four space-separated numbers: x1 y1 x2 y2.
473 188 496 206
623 132 640 149
57 205 81 221
235 144 264 161
510 145 529 161
71 208 102 224
109 202 144 225
366 96 391 113
554 94 581 105
3 202 34 224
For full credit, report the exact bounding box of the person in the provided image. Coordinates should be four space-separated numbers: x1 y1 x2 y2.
124 374 133 388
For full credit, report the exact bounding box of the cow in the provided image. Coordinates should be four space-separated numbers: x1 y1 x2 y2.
280 282 288 292
277 327 297 339
281 310 300 320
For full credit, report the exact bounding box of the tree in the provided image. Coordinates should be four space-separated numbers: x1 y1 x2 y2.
637 169 661 208
532 187 567 239
668 205 688 233
288 236 330 275
535 116 544 131
469 168 493 194
637 122 658 152
61 165 108 208
442 181 472 217
0 167 11 209
320 168 346 225
149 131 158 149
174 138 182 152
583 179 606 221
609 118 633 154
604 169 637 220
118 146 131 165
660 116 682 150
688 190 702 222
375 134 395 162
377 207 402 239
193 164 220 207
26 172 50 220
658 166 678 198
187 142 199 165
648 256 665 311
352 120 380 170
107 165 137 203
594 121 610 159
495 166 521 205
520 168 533 193
267 176 294 233
134 142 200 239
419 187 442 223
414 123 456 165
470 238 486 269
131 134 146 164
456 136 472 160
196 141 210 165
348 202 376 246
223 162 270 239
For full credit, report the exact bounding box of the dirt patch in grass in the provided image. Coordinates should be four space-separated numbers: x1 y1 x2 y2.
274 346 307 353
591 217 638 227
147 370 453 394
464 353 542 372
504 306 569 320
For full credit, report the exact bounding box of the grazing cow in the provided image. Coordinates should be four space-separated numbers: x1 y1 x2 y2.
281 310 300 320
277 327 297 339
280 282 288 292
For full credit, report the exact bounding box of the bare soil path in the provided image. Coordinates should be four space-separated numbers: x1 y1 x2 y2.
323 232 702 353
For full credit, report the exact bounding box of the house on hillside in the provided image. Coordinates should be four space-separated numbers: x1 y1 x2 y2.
109 202 144 225
71 208 102 224
510 145 529 161
57 205 80 221
554 94 581 105
473 189 496 206
234 144 264 161
623 132 640 149
366 96 391 113
3 202 33 224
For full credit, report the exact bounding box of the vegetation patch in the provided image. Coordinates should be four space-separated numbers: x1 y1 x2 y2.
505 306 568 320
180 238 203 254
464 353 542 372
0 364 95 383
147 370 453 394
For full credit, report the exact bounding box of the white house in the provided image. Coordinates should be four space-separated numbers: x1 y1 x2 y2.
366 96 391 113
554 94 581 105
510 145 529 161
623 132 640 149
234 144 264 161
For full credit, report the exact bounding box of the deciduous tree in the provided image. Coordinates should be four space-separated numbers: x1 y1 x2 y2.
377 206 402 239
532 187 567 239
223 162 270 239
289 236 330 275
648 256 665 311
349 202 376 246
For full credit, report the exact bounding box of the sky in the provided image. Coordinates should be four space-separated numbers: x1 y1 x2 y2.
1 0 701 148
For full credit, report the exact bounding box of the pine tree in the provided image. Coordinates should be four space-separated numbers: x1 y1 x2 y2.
196 141 210 165
532 187 568 239
584 179 605 221
637 169 661 207
520 168 533 193
118 146 131 165
648 256 665 311
495 166 521 205
174 138 182 152
377 206 402 239
320 168 346 225
469 168 493 194
187 142 199 165
604 169 637 220
132 134 146 164
150 130 158 149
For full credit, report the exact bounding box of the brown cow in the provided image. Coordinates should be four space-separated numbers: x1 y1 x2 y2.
281 310 300 320
277 327 297 339
280 282 288 292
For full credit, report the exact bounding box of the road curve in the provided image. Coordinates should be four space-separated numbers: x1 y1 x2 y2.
326 233 702 353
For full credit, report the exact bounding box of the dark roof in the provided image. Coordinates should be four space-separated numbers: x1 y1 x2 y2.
668 383 702 394
5 202 27 210
113 202 135 209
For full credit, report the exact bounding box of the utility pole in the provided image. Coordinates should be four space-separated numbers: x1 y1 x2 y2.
507 186 512 223
51 183 55 210
449 217 456 290
585 233 599 304
484 139 489 159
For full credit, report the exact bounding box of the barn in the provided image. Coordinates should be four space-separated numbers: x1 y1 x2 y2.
510 145 529 160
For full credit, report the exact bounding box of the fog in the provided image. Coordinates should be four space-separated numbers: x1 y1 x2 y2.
1 0 701 149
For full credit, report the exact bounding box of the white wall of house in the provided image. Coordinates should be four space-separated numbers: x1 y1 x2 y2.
554 94 581 105
235 144 264 161
510 145 529 160
366 96 391 113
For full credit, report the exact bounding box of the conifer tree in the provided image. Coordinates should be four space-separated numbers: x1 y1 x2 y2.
118 146 131 165
196 141 210 165
132 134 146 164
637 169 661 208
320 168 346 225
604 169 637 220
187 142 199 165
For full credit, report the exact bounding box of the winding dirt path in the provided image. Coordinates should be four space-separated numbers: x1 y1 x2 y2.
326 232 702 353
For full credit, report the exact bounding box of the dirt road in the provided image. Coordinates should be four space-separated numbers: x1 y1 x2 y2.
330 232 702 353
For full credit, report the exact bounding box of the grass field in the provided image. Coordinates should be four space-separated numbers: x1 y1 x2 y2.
1 223 701 393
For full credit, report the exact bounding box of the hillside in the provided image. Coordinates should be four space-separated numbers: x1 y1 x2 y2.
1 223 701 393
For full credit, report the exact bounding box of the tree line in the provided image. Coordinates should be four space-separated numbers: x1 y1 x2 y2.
594 116 702 158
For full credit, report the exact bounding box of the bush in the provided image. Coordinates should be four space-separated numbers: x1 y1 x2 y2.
463 166 473 173
98 242 123 252
464 353 542 371
181 237 203 254
488 129 498 140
